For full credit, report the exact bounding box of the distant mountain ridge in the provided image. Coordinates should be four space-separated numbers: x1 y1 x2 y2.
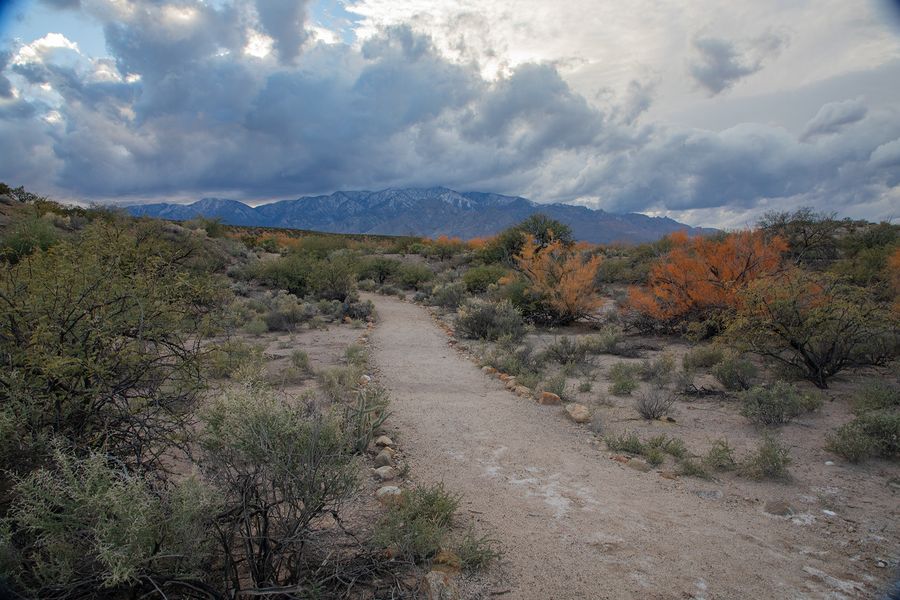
126 187 714 244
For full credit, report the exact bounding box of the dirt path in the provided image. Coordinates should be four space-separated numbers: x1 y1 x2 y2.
367 294 884 599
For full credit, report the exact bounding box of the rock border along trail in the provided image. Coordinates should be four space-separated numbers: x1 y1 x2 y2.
367 294 877 599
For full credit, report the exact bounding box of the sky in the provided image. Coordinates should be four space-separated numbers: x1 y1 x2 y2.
1 1 899 228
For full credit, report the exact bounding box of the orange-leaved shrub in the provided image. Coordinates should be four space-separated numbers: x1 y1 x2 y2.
626 230 787 330
513 236 604 325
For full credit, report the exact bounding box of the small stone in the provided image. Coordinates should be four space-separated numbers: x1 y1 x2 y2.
626 459 652 473
374 435 394 447
498 373 513 382
424 570 460 600
659 471 678 480
359 374 372 386
514 385 531 397
610 455 630 464
538 391 561 405
374 450 395 468
481 366 497 375
764 499 795 516
373 466 398 481
343 316 352 324
564 403 591 424
505 378 518 390
875 560 887 568
375 485 403 506
824 461 835 466
695 489 723 500
822 509 837 517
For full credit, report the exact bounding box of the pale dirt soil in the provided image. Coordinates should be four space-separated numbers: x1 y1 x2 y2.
366 293 899 600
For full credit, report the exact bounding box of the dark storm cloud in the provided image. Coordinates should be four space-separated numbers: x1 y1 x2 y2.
688 32 787 95
255 0 311 64
0 50 12 98
0 0 898 224
800 97 868 140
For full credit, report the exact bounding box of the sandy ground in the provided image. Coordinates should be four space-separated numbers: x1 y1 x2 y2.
367 293 898 600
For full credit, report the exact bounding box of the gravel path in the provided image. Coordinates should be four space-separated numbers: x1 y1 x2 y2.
368 294 879 599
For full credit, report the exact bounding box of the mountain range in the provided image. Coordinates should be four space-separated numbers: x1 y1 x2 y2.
126 187 713 244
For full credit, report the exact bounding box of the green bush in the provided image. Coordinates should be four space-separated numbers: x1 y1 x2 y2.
205 340 265 379
682 345 724 372
396 263 434 289
541 373 568 399
739 435 791 480
431 281 468 309
463 264 508 294
712 351 758 391
605 431 644 454
677 458 711 479
739 382 823 426
356 257 400 284
640 353 676 386
454 528 501 572
578 325 629 356
702 438 737 471
374 484 460 562
852 380 900 415
608 362 640 395
481 336 542 377
544 336 587 364
455 299 526 341
1 212 59 262
825 422 877 462
634 386 675 420
828 411 900 462
645 434 687 459
345 386 390 454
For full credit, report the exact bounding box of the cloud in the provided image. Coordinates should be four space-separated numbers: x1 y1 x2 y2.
0 51 12 98
0 0 898 228
688 32 788 95
801 97 868 140
254 0 311 64
38 0 81 9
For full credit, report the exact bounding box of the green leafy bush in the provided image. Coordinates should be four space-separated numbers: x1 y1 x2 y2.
682 345 724 372
454 528 501 572
455 299 526 341
711 351 758 391
608 362 640 395
851 380 900 415
544 336 587 364
605 431 644 454
702 438 737 471
463 264 508 294
739 382 823 426
431 281 468 309
396 263 434 289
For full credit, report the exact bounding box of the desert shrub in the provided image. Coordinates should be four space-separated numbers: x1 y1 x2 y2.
711 351 758 391
541 373 568 399
738 435 791 480
431 281 468 309
482 336 542 377
627 230 786 331
264 292 315 331
310 255 357 301
605 431 644 454
201 385 357 591
454 528 501 572
374 484 460 562
851 380 900 415
677 458 711 479
516 370 542 389
727 269 898 388
682 345 725 372
396 263 434 289
578 325 628 355
345 344 368 367
651 435 687 459
463 264 508 294
358 278 377 292
578 380 593 393
757 207 842 266
608 362 640 395
317 366 362 402
643 446 665 466
205 340 265 379
739 382 823 426
0 221 226 472
0 212 59 262
455 299 526 341
702 438 737 471
634 387 675 420
356 257 401 284
639 353 676 386
514 237 604 325
544 336 587 364
243 316 268 335
254 253 316 296
4 450 217 596
343 299 375 321
826 422 877 463
290 349 312 373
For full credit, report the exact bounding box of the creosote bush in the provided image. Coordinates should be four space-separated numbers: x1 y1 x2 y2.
682 345 725 372
608 362 640 395
703 438 737 471
711 351 758 391
455 298 526 341
739 382 823 426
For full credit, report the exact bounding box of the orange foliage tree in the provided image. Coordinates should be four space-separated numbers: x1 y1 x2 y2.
627 230 787 327
514 236 604 324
